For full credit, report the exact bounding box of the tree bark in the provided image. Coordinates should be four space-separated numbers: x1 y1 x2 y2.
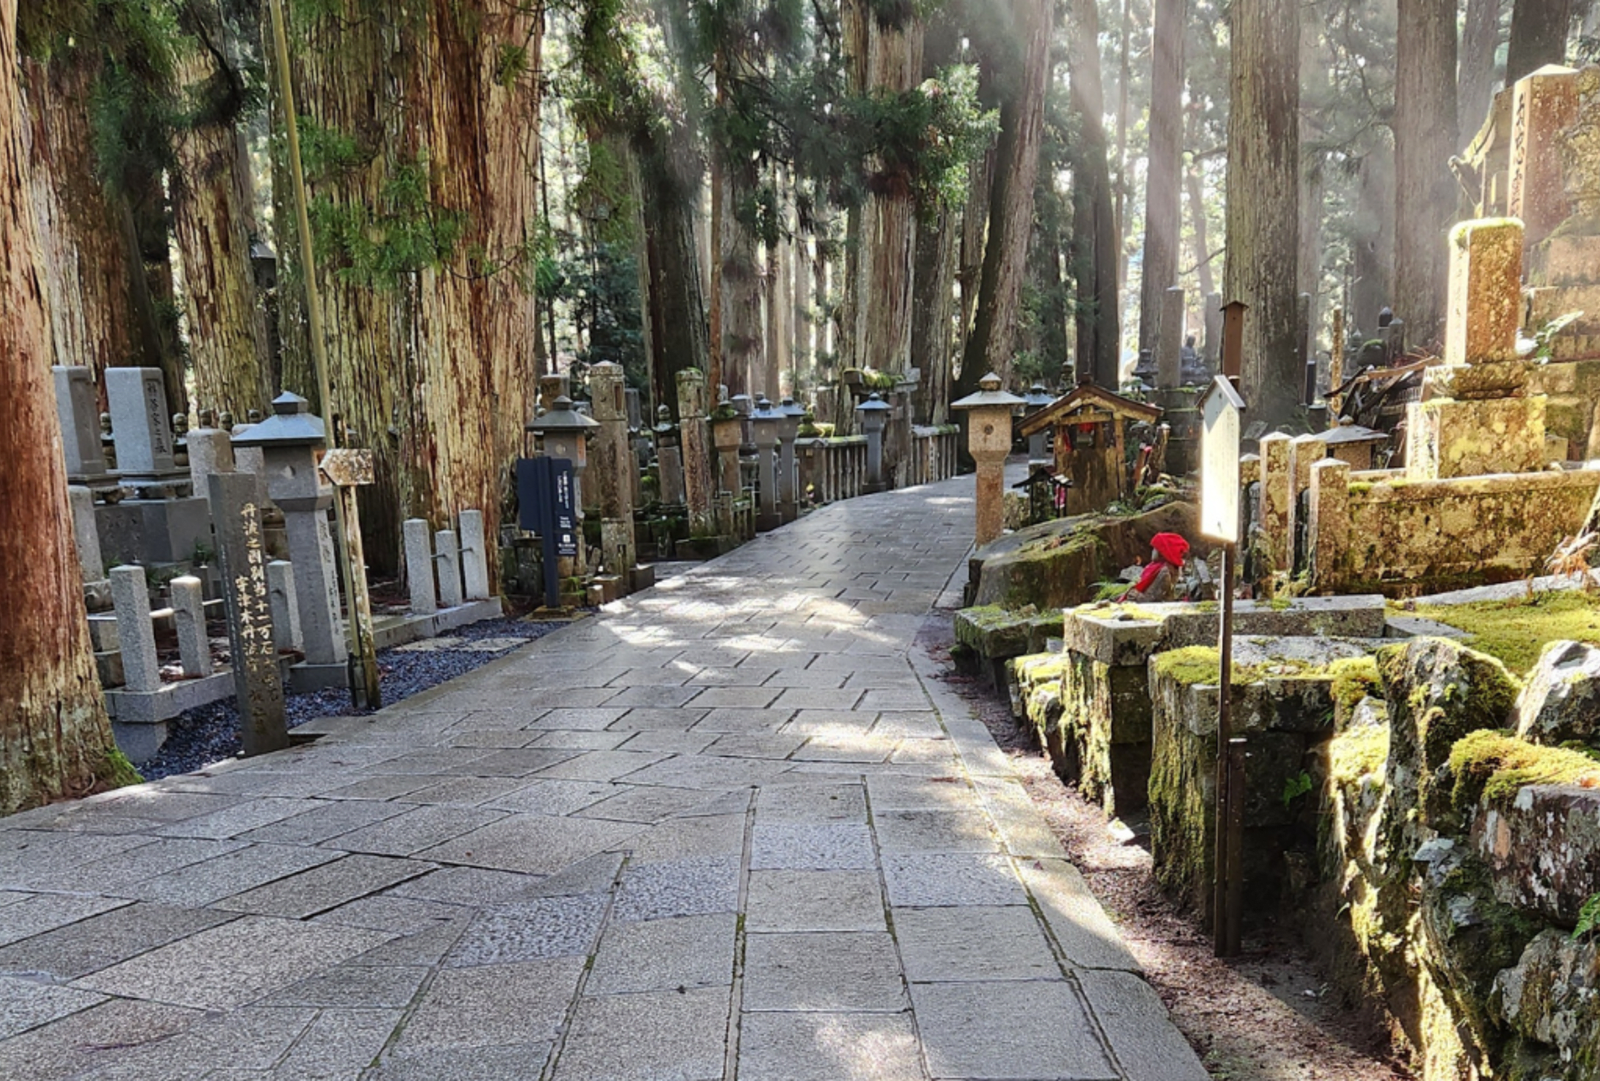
1185 163 1216 303
720 165 764 398
172 5 271 422
1067 0 1121 387
20 54 143 393
957 0 1052 394
1351 142 1396 337
912 198 960 423
1225 0 1301 426
1394 0 1457 346
1506 0 1572 86
1 0 128 815
957 147 994 365
1137 0 1185 365
1459 0 1503 135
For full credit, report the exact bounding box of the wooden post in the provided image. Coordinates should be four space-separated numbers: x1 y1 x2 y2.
1328 307 1345 416
266 0 378 706
321 448 380 709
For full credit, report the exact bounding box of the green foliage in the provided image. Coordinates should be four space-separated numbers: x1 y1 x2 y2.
1411 592 1600 676
1282 770 1314 809
546 240 648 392
309 153 468 289
1575 892 1600 941
99 748 144 790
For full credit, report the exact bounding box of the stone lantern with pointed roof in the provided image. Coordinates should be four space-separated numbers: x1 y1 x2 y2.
952 373 1026 547
231 391 346 688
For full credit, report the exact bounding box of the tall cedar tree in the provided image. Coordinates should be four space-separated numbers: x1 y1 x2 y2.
1137 0 1185 369
2 0 135 814
1225 0 1301 425
1067 0 1121 387
1507 0 1571 86
276 0 542 576
1459 0 1503 135
956 0 1052 393
1394 0 1457 346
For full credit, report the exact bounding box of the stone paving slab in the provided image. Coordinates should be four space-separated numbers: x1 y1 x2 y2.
0 474 1206 1080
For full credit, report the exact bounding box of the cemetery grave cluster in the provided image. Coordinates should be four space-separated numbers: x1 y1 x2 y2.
952 63 1600 1081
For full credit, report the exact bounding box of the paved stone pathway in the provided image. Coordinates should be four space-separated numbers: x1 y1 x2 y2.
0 475 1207 1080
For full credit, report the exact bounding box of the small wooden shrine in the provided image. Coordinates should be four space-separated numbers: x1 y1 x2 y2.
1016 374 1162 515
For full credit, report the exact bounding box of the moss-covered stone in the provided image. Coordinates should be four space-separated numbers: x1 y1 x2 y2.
1411 591 1600 676
1448 731 1600 813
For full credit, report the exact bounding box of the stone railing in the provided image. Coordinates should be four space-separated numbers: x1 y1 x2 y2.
904 424 961 488
796 435 869 505
1304 460 1600 596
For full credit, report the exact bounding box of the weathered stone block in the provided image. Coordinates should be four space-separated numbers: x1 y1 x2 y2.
1494 929 1600 1071
1444 218 1524 366
171 575 211 678
1475 785 1600 924
403 518 436 615
1516 639 1600 746
1509 66 1580 247
1527 232 1600 286
110 565 159 693
1405 395 1547 480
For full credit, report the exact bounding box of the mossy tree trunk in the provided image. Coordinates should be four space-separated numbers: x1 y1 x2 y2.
1 0 132 815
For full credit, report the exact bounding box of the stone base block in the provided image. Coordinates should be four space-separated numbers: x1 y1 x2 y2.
288 661 350 693
629 564 656 593
1527 283 1600 334
111 720 169 764
1421 361 1531 401
370 598 504 652
96 496 212 566
1406 395 1547 479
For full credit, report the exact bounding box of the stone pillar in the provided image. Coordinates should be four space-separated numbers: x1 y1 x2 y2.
589 363 634 561
110 565 160 693
712 416 743 496
1158 287 1185 388
282 502 342 666
403 519 436 614
185 427 235 494
68 486 104 585
54 367 108 480
1287 433 1329 574
459 509 491 600
677 369 715 535
1307 458 1352 594
435 529 464 608
1445 218 1524 367
104 367 176 478
1203 292 1224 365
1410 217 1545 479
538 373 570 413
1257 432 1293 577
207 472 288 755
267 560 301 651
1509 65 1580 248
171 575 211 677
753 418 780 532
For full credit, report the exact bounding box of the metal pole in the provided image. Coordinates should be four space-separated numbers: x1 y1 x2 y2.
266 0 378 706
1213 539 1238 957
1224 737 1246 957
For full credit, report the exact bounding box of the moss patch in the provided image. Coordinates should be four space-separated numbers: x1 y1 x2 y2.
1330 723 1390 786
1448 730 1600 812
1329 656 1382 716
1410 591 1600 676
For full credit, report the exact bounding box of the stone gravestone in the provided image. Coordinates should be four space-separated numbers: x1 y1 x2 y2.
589 363 638 577
208 471 288 755
676 368 715 536
53 367 108 480
403 518 437 614
104 367 176 478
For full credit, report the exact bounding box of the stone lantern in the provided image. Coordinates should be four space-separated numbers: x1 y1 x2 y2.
650 404 685 505
750 395 782 531
711 405 744 497
952 373 1025 548
777 396 806 521
231 391 345 688
855 392 892 493
526 394 599 503
1023 383 1054 463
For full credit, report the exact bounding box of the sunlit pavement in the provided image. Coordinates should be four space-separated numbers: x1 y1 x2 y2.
0 473 1206 1080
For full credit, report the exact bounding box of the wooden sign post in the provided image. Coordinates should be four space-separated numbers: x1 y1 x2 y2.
1199 372 1246 958
320 447 380 709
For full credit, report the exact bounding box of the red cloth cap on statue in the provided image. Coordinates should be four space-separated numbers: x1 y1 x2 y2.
1150 532 1189 567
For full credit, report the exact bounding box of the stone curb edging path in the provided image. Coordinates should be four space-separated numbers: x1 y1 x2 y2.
0 473 1206 1081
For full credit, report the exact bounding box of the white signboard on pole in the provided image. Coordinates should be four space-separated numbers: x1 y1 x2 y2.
1199 375 1245 544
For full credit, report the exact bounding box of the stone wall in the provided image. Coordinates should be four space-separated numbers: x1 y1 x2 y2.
1306 461 1600 596
1317 637 1600 1080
